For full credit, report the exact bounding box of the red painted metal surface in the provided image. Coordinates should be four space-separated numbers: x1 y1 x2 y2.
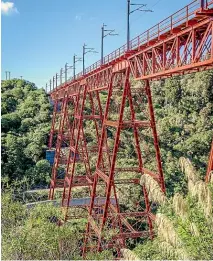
61 83 105 220
47 0 213 257
206 139 213 182
49 95 75 200
82 63 165 257
128 18 213 80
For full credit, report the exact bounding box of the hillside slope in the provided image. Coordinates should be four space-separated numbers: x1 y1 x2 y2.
152 70 213 195
1 79 51 188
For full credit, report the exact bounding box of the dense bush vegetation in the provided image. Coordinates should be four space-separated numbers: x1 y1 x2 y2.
1 79 51 189
2 193 85 260
152 70 213 195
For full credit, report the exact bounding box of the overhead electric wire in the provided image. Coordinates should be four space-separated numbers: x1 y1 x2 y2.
118 0 163 36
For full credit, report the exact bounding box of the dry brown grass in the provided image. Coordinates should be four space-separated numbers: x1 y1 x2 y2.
140 174 167 205
120 249 140 260
179 157 213 220
159 241 190 260
191 180 212 219
155 213 180 247
155 213 192 259
189 222 200 237
179 157 199 185
172 193 188 219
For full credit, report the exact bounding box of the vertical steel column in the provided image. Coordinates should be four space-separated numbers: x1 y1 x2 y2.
205 139 213 182
83 73 115 257
100 70 130 231
49 93 69 200
61 83 105 221
145 80 166 192
127 78 154 238
62 92 81 209
62 86 87 218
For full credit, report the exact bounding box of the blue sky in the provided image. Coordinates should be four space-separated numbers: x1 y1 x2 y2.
1 0 190 88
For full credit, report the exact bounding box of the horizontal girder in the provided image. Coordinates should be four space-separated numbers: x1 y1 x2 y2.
49 0 213 101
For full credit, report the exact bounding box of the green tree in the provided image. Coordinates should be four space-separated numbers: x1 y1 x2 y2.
1 79 51 187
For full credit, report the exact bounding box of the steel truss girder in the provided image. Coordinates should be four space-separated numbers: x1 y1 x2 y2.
128 19 213 80
49 5 213 100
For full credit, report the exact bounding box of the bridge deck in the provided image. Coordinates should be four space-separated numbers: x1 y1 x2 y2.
49 0 213 96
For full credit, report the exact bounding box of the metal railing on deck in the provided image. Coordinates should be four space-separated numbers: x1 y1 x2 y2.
50 0 213 93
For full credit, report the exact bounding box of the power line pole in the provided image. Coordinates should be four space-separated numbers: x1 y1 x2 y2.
55 73 58 88
46 83 48 93
5 71 11 80
73 54 82 80
127 0 130 50
101 23 118 65
53 76 55 90
127 0 153 50
60 68 63 85
64 63 73 82
65 63 68 82
83 43 98 75
201 0 207 9
49 79 52 92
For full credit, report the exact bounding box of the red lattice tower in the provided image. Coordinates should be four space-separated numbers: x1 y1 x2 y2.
49 93 76 200
61 81 105 220
83 61 165 257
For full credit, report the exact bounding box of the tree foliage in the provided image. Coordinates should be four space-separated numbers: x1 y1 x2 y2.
1 192 86 260
152 70 213 195
1 79 51 187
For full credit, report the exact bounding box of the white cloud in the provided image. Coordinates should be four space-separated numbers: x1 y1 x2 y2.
75 13 84 21
1 1 18 15
75 15 82 21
